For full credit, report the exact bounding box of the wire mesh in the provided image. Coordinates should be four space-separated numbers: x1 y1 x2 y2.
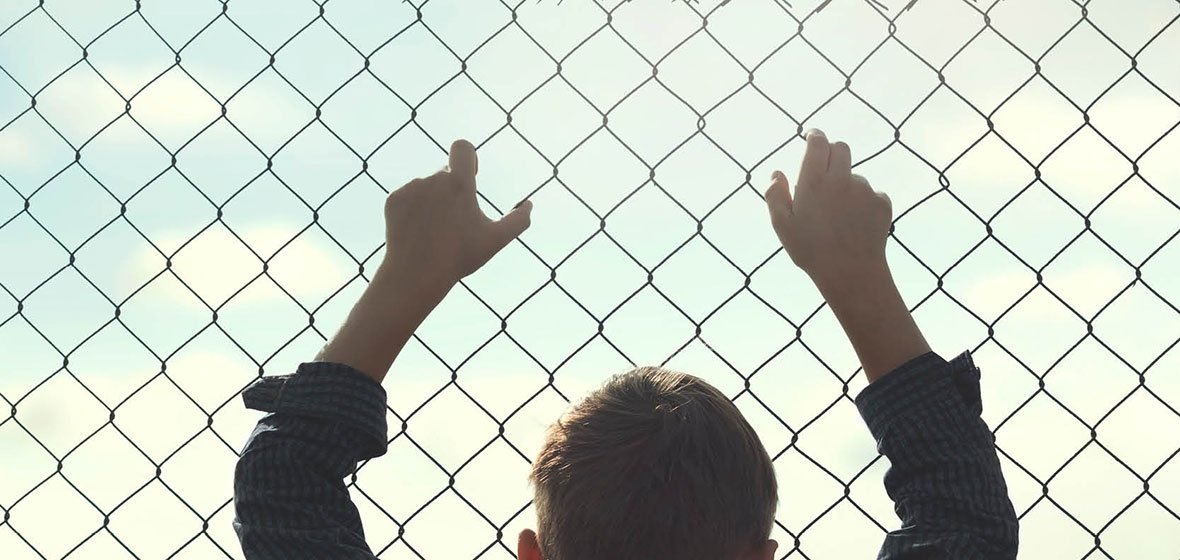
1 0 1180 558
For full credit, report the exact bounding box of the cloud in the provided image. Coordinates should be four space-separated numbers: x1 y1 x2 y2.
0 126 33 162
129 224 353 308
963 264 1128 320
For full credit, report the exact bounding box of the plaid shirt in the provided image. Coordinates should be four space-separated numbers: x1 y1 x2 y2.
233 351 1019 559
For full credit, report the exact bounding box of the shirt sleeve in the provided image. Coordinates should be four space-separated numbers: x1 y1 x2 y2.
855 351 1020 560
232 361 388 560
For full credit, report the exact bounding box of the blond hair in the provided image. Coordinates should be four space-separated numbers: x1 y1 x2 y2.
529 367 778 560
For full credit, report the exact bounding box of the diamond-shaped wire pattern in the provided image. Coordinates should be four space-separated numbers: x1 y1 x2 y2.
2 0 1179 558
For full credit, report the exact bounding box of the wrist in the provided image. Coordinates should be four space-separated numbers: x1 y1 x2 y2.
374 258 454 305
808 257 893 306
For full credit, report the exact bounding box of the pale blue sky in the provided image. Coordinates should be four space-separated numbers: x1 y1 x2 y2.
2 0 1180 558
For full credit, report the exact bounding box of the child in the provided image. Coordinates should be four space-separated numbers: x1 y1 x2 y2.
232 133 1019 559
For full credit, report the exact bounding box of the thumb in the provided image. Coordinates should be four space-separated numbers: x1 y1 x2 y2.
764 170 793 227
489 199 533 252
448 139 478 189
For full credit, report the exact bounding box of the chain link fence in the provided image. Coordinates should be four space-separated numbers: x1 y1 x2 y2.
2 0 1179 558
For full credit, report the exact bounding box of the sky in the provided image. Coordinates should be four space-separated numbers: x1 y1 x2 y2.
1 0 1180 558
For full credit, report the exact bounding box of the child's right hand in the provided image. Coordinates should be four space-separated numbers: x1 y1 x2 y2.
766 129 930 383
764 129 893 291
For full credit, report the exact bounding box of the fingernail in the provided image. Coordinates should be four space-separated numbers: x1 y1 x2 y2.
513 199 527 210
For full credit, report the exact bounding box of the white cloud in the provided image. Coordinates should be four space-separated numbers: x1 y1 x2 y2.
128 225 351 308
964 264 1128 320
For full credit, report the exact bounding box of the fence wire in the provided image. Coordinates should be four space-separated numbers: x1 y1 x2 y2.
2 0 1180 558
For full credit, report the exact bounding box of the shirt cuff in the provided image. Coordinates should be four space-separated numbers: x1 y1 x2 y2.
854 350 982 442
241 361 389 459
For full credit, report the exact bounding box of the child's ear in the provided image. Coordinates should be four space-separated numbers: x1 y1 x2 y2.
750 538 778 560
517 528 543 560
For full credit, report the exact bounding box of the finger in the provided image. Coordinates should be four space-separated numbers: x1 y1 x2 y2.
448 139 478 190
488 199 533 253
876 191 893 217
764 171 793 236
798 129 831 187
829 141 851 176
764 170 793 216
850 173 871 191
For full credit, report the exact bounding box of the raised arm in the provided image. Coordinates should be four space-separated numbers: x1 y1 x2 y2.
312 139 532 383
232 140 531 559
765 130 1019 558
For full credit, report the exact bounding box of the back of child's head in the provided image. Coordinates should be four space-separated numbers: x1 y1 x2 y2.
529 366 778 560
